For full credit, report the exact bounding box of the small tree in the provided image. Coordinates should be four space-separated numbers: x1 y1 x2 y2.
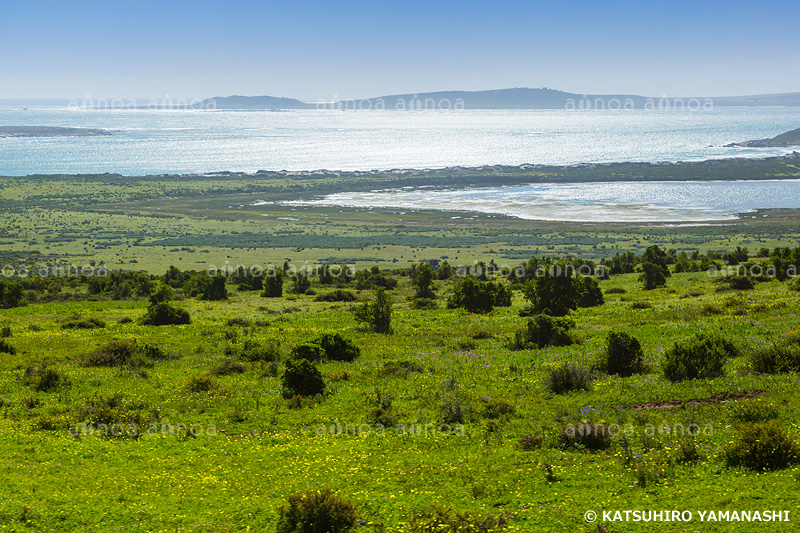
202 275 228 301
412 263 436 300
0 280 24 309
263 269 284 298
640 262 666 290
282 359 326 397
291 272 311 294
576 276 604 307
523 264 578 316
447 277 509 314
353 288 392 333
141 302 191 326
599 331 645 377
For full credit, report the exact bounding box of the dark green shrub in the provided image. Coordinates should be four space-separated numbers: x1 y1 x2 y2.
226 317 252 327
240 339 281 362
290 342 327 362
639 261 666 290
716 275 755 291
276 489 356 533
282 359 326 397
141 302 191 326
545 363 592 394
674 438 702 464
62 317 106 330
448 277 510 314
407 505 508 532
410 297 438 310
0 280 24 309
314 290 357 302
23 366 71 392
210 360 247 376
201 275 228 301
577 276 604 307
186 375 220 393
751 343 800 374
510 314 574 350
724 421 799 470
598 331 645 377
262 270 284 298
290 273 311 294
605 287 626 294
412 262 436 300
518 433 544 451
559 418 611 450
353 288 392 333
480 397 515 419
522 264 579 316
83 340 169 367
441 391 472 424
316 333 360 362
0 339 16 355
662 333 737 382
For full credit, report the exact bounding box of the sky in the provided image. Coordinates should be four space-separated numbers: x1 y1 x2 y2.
1 0 799 101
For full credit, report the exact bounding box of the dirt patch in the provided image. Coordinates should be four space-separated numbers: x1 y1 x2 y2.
626 389 763 410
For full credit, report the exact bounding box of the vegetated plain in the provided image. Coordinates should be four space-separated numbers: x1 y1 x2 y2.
1 158 800 531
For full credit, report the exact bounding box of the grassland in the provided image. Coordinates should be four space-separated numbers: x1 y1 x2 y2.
1 158 800 532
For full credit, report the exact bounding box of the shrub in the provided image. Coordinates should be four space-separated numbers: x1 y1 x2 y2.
282 359 326 397
201 275 228 301
639 261 666 290
276 489 356 533
141 302 191 326
0 339 16 355
240 339 281 362
410 297 437 310
662 333 737 382
559 418 612 450
210 360 247 376
716 275 755 291
630 301 652 310
447 277 510 314
290 342 327 362
598 331 645 377
407 505 508 533
545 363 592 394
379 360 424 376
353 288 392 333
316 333 360 362
314 290 357 302
729 399 779 423
480 397 515 419
412 262 436 300
605 287 626 294
186 375 220 393
577 276 604 307
226 317 252 327
83 340 169 368
518 433 544 451
441 391 472 424
522 264 580 316
750 343 800 374
61 317 106 329
23 366 71 392
262 270 284 298
724 421 799 470
0 280 24 309
510 314 574 350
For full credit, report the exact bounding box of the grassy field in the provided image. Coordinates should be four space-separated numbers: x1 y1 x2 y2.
1 161 800 531
1 266 800 531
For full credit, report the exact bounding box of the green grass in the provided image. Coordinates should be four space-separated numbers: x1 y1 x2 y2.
1 270 800 531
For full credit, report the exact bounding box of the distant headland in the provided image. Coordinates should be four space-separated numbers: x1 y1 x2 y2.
725 127 800 148
0 126 112 138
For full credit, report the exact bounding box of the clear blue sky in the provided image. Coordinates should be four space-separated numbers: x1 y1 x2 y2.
2 0 798 100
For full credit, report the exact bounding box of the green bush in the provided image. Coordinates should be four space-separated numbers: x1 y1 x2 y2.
576 276 604 307
61 317 106 329
545 363 592 394
0 339 16 355
141 302 191 326
410 297 438 310
406 505 508 533
662 333 737 382
640 261 666 290
724 421 799 470
186 375 220 393
716 275 755 291
353 288 392 333
379 360 424 376
314 290 357 302
447 277 510 314
201 275 228 301
23 366 71 392
559 418 612 450
240 339 281 362
510 314 574 350
522 264 580 316
262 270 284 298
480 397 515 419
317 333 360 362
290 342 327 362
83 340 169 368
276 489 356 533
210 360 247 376
598 331 645 377
282 359 326 397
751 343 800 374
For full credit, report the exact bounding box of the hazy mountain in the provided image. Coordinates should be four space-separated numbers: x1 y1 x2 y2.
726 127 800 147
202 88 800 110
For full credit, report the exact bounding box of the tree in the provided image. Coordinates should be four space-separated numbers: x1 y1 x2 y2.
412 262 436 300
282 359 325 397
576 276 604 307
0 280 24 309
262 269 284 298
447 277 509 314
523 264 578 317
202 275 228 301
353 288 392 333
643 245 670 277
640 261 666 290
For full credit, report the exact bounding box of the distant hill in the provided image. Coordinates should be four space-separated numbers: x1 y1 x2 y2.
202 95 313 110
0 126 112 138
725 127 800 148
202 88 800 110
